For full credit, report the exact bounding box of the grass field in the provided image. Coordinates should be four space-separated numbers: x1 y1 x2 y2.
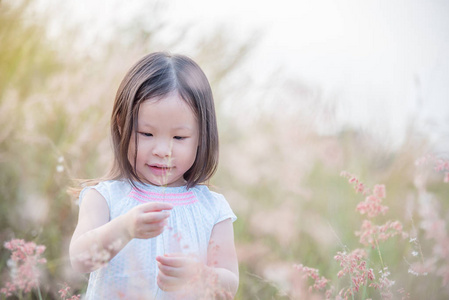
1 1 448 299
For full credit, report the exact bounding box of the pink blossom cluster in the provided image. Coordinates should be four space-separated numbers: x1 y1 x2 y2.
58 283 81 300
397 287 410 300
356 219 405 247
369 268 395 300
0 239 47 297
340 171 370 195
334 249 375 298
293 264 331 292
434 159 449 172
74 239 122 270
356 185 389 218
342 173 407 296
293 173 410 299
415 155 449 183
343 175 406 247
434 159 449 183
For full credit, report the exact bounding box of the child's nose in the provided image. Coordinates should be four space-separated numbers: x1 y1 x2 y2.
152 140 172 158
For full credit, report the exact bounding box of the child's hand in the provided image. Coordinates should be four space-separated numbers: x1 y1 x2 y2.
124 202 173 239
156 253 201 292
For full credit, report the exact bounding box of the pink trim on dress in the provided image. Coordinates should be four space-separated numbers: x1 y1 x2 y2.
128 189 198 206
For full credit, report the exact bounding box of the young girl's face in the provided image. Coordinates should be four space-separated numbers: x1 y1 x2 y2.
128 93 199 187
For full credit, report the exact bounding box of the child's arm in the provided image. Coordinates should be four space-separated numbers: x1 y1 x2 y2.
206 218 239 296
156 218 239 297
70 188 173 273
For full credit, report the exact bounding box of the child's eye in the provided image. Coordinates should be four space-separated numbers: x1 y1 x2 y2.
140 132 153 137
173 136 186 140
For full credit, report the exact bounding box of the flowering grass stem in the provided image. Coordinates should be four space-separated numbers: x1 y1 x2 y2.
37 285 43 300
374 238 385 269
361 247 372 300
154 158 171 300
410 217 425 265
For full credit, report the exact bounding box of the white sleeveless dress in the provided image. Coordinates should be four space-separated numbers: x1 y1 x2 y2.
79 180 237 300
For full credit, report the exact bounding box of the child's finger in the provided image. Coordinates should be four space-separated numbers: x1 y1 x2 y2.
157 262 182 277
136 221 166 238
142 211 170 224
156 254 186 268
147 220 167 231
139 202 173 212
157 272 181 291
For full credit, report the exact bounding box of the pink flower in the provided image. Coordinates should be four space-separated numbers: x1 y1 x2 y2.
355 182 366 194
356 220 404 247
59 284 70 298
293 264 331 291
297 172 409 299
369 268 395 299
332 249 375 296
1 239 47 297
58 283 81 300
434 159 449 182
434 159 449 172
355 183 389 218
373 184 386 198
356 195 389 218
340 171 371 195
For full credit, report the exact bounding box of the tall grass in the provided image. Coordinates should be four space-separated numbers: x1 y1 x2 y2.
1 1 448 299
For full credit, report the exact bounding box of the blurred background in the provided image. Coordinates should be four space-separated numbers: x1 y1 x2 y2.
1 0 448 299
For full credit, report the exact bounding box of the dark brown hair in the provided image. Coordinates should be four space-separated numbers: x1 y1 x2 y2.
109 52 218 189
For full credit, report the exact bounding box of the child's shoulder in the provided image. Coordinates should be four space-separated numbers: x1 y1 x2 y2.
98 179 130 189
83 179 130 190
80 179 131 202
193 185 237 223
193 185 228 204
194 184 220 197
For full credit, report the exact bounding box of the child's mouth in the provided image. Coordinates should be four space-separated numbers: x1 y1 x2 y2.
148 164 172 175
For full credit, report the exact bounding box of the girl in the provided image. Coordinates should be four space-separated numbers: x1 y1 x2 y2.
70 52 239 299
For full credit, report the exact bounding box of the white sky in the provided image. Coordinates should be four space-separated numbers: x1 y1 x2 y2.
35 0 449 152
168 0 449 150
